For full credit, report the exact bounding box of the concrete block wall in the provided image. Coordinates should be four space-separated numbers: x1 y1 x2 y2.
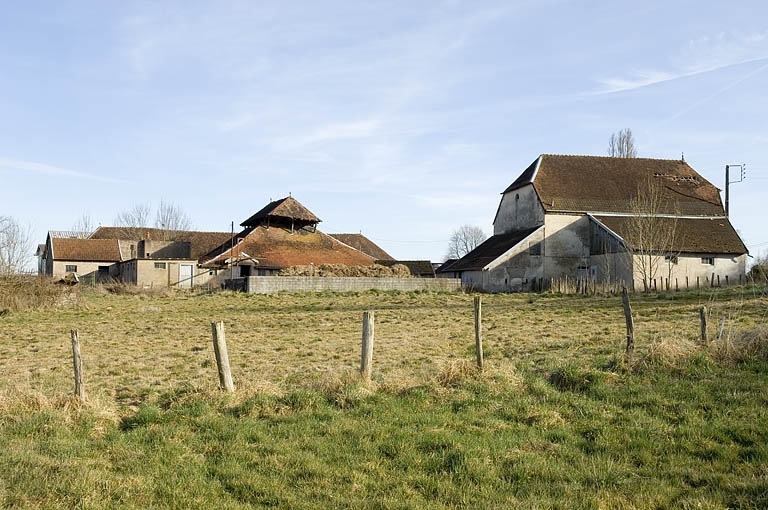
241 276 462 294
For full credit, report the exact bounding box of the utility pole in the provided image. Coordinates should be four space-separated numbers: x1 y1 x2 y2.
725 163 746 216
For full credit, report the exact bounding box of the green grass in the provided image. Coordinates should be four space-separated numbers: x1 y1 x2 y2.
0 285 767 507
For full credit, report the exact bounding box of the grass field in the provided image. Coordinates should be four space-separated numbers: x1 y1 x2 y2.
1 282 767 507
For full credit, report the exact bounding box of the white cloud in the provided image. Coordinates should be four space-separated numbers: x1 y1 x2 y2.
596 31 768 94
0 158 125 184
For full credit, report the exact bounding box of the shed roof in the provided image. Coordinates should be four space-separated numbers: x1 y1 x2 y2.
201 225 374 268
90 227 233 259
329 234 394 260
448 227 540 272
375 259 434 277
240 196 321 227
592 215 748 255
50 238 122 262
505 155 724 216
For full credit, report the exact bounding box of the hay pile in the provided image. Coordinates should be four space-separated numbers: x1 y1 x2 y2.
279 263 411 277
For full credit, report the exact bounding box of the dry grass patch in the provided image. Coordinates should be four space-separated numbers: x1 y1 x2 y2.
0 275 78 313
708 325 768 364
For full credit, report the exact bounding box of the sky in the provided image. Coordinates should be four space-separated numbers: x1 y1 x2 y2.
1 1 767 267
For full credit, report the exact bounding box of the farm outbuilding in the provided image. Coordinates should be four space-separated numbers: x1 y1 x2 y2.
439 154 748 292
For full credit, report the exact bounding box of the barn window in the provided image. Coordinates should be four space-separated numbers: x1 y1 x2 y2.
98 266 109 273
154 262 166 269
701 257 715 265
66 265 77 272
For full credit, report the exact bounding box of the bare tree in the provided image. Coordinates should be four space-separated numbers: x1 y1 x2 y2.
623 179 679 291
114 202 152 229
446 225 487 259
608 128 638 158
71 212 97 238
0 216 33 275
155 200 192 234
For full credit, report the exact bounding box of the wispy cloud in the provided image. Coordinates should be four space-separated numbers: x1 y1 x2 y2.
0 158 125 184
595 31 768 94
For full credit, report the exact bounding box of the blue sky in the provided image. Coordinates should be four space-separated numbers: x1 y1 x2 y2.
2 1 767 265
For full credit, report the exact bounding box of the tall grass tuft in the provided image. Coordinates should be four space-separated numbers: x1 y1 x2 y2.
0 275 78 313
709 325 768 364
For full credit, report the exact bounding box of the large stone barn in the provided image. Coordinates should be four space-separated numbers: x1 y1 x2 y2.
439 154 748 292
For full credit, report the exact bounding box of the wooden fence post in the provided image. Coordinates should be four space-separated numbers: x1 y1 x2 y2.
361 311 375 382
474 296 484 371
71 329 85 401
621 288 634 357
211 321 234 392
699 307 708 344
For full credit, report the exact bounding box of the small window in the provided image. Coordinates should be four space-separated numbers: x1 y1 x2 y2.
98 266 109 273
154 262 166 269
701 257 715 265
65 264 77 272
665 255 678 265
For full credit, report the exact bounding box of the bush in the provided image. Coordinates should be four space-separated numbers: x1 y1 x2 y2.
0 275 78 313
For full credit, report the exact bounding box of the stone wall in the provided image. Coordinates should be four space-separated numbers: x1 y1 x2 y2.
239 276 462 294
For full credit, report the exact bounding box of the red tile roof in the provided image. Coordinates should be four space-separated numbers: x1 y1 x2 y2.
506 155 725 216
328 234 394 260
51 238 122 262
202 225 375 268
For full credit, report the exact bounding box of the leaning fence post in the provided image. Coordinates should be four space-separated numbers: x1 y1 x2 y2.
71 329 85 401
474 296 484 371
211 321 234 392
621 287 634 357
699 306 708 344
361 311 375 382
717 316 726 341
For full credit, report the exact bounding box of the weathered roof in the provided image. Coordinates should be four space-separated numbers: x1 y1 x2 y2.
201 225 375 268
240 196 321 227
434 258 459 274
375 260 434 277
505 155 724 216
448 227 540 272
592 215 748 255
90 227 233 259
50 238 122 262
329 234 394 260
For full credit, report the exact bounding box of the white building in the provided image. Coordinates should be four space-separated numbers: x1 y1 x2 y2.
439 154 748 292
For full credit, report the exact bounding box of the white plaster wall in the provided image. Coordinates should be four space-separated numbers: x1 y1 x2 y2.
632 253 747 290
543 214 590 279
51 261 109 279
493 184 545 235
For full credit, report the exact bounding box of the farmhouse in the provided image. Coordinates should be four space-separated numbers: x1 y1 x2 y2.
199 196 378 276
37 196 425 288
439 154 748 292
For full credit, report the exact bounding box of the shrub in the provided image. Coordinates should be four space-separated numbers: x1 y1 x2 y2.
0 275 78 313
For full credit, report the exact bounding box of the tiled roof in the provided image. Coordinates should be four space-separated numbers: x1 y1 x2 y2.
90 227 233 259
592 215 748 255
201 225 375 268
329 234 394 260
505 155 724 216
434 259 458 273
375 260 434 277
448 227 541 272
51 238 122 262
240 196 321 227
